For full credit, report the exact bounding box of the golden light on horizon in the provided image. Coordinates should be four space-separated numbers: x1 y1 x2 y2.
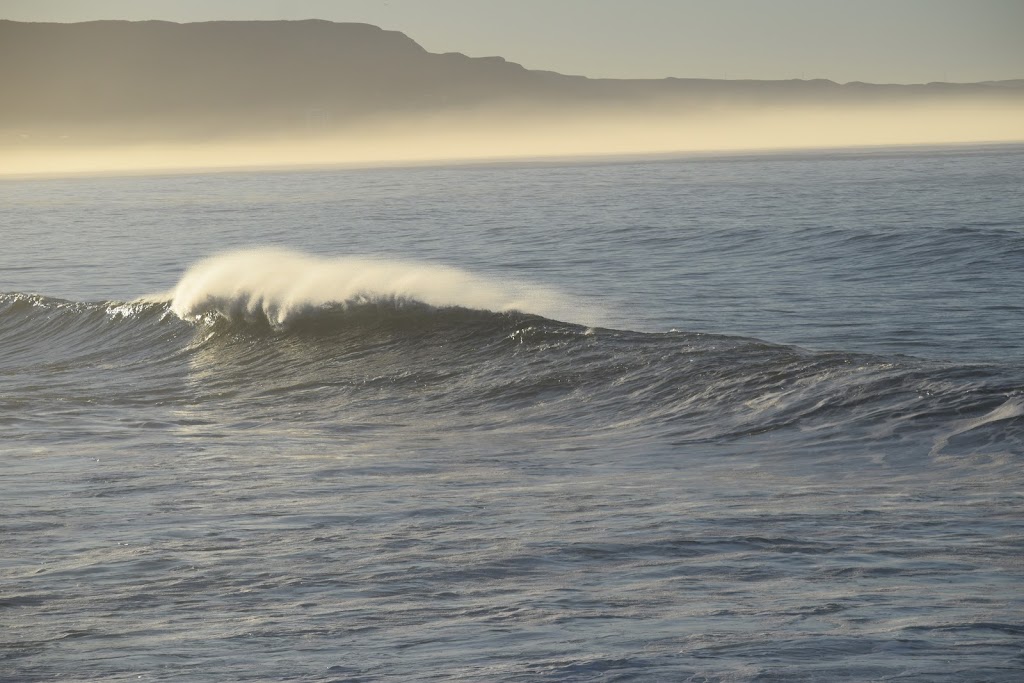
3 100 1023 178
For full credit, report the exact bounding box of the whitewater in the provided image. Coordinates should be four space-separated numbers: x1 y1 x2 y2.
162 248 586 328
3 144 1023 682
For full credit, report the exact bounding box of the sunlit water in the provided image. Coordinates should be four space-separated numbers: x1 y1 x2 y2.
3 144 1023 681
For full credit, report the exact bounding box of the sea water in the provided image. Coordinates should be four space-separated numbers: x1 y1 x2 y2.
2 144 1023 681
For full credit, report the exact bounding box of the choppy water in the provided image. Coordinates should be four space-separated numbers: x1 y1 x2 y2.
3 144 1023 681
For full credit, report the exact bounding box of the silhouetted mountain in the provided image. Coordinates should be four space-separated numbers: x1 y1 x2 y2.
2 19 1021 143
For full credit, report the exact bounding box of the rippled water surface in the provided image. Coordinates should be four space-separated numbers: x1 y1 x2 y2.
3 144 1023 681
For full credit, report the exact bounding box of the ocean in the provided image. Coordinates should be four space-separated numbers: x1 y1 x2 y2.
2 144 1023 681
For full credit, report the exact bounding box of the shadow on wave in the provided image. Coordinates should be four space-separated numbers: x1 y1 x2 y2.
0 289 583 350
190 297 574 340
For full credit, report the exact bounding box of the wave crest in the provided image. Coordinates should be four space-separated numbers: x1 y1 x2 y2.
163 248 586 327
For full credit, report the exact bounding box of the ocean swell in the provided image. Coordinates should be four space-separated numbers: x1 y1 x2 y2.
1 286 1021 462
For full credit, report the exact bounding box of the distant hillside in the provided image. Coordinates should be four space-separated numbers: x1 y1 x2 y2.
2 19 1022 144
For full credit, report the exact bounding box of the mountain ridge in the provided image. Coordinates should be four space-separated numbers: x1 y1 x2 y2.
2 19 1022 144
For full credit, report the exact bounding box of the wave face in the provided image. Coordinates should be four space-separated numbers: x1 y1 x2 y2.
3 280 1021 464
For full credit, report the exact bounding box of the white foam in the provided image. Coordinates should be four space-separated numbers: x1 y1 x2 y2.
161 248 589 326
930 396 1024 457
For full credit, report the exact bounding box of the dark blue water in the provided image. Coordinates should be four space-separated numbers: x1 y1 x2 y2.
2 144 1023 681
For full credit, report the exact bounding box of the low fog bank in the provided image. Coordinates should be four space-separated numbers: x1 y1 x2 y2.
3 99 1023 177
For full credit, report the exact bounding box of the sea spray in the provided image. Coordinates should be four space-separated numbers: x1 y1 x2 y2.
164 248 594 327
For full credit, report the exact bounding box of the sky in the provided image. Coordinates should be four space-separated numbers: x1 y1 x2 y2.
3 0 1023 84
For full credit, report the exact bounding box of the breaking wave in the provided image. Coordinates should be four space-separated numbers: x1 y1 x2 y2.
156 248 593 328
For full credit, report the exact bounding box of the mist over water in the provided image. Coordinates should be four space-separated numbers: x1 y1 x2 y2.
4 99 1024 176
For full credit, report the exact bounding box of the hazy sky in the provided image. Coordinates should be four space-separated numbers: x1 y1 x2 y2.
4 0 1023 83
